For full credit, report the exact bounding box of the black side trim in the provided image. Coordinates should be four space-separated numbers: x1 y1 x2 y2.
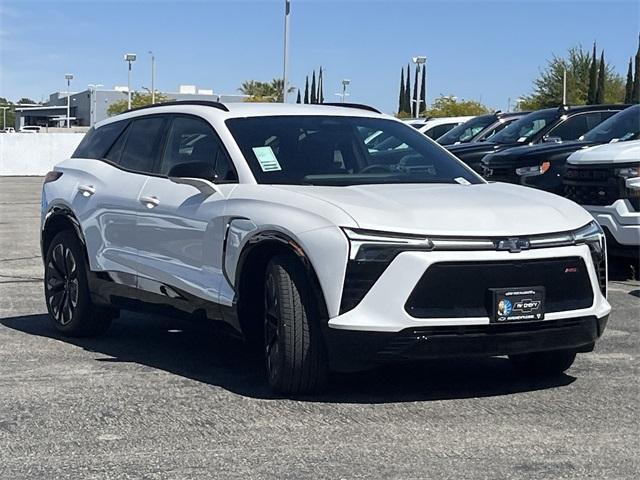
319 103 381 114
123 100 229 114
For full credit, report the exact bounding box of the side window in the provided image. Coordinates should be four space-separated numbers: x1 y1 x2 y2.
160 116 237 182
548 114 591 140
118 116 167 173
71 120 129 159
426 123 456 139
104 123 130 163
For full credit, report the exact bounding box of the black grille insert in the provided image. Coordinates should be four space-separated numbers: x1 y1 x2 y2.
405 257 594 318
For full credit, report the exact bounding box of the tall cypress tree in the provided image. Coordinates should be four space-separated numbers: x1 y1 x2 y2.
595 50 605 104
296 89 301 104
412 65 419 116
625 58 633 103
398 68 405 114
587 42 598 104
404 64 411 114
420 66 426 114
633 36 640 104
318 66 324 103
303 76 309 104
310 70 317 104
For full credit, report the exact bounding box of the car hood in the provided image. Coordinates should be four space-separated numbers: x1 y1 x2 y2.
567 140 640 165
482 140 596 166
274 183 592 237
446 141 510 154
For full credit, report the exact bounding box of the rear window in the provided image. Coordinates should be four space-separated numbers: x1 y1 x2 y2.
71 120 130 159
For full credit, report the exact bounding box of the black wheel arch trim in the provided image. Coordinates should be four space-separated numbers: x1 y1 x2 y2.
233 229 330 318
41 204 87 260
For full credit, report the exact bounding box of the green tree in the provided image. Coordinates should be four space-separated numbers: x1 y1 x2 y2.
420 66 426 113
310 70 317 104
404 64 411 115
633 36 640 103
595 50 606 104
412 66 419 116
587 42 598 104
303 76 309 104
425 95 490 117
625 58 633 103
17 97 37 105
0 97 15 129
517 45 625 110
296 89 301 104
398 68 405 114
318 67 324 103
107 91 169 116
237 78 293 102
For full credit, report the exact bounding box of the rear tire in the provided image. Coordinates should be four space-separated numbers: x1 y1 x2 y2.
263 254 328 395
509 349 576 375
44 230 113 337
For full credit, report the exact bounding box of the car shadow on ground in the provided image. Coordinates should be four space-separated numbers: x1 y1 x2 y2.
1 313 576 403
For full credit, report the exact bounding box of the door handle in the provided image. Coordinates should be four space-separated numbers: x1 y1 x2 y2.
78 184 96 197
140 195 160 208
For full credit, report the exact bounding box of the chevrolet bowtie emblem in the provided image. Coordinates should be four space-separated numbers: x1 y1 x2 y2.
497 238 530 253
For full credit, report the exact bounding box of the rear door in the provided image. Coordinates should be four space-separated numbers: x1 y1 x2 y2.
135 114 238 304
67 119 145 285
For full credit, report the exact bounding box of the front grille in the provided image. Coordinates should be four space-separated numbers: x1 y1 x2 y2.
405 257 594 318
483 165 516 183
564 163 639 209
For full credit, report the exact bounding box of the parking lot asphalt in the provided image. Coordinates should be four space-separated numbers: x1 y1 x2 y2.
0 176 638 480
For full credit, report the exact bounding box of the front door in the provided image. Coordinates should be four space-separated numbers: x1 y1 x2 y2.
135 114 238 305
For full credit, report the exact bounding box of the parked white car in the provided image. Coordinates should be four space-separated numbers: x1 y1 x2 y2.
19 125 41 133
41 102 610 394
565 140 640 258
406 116 476 139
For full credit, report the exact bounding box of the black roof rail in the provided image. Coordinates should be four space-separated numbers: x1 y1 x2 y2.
124 100 229 114
320 102 381 114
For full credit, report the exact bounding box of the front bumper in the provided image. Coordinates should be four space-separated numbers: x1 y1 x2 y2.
585 201 640 248
325 245 611 370
327 315 608 371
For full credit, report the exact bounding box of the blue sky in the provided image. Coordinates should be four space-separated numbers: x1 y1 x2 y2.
1 0 638 113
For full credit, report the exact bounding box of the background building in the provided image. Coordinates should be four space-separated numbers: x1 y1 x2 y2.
14 86 246 129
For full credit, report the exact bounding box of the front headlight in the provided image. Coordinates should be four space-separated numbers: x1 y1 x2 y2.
615 166 639 179
342 228 434 261
572 221 607 297
516 161 551 177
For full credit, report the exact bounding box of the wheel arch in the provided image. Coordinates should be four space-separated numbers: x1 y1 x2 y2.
234 230 329 340
41 205 86 260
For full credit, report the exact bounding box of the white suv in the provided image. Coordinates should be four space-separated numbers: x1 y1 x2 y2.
41 101 611 394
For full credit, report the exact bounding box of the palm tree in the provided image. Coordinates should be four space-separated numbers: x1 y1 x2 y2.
238 78 295 102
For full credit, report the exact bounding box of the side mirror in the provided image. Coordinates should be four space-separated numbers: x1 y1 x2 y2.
543 136 562 144
167 162 219 196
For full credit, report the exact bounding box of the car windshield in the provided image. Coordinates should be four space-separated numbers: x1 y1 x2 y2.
488 109 559 145
581 105 640 143
226 115 483 186
436 115 496 145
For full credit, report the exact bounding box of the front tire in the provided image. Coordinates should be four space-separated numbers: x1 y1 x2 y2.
44 230 112 336
263 254 328 395
509 349 577 375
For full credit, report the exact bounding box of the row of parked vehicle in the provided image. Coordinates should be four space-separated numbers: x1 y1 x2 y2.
408 104 640 262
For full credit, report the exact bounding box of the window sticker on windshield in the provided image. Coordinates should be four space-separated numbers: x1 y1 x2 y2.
517 136 528 142
252 146 282 172
454 177 471 185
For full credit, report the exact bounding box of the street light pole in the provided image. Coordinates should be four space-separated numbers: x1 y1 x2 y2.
88 84 103 126
149 51 156 104
282 0 291 103
64 74 74 128
124 53 137 110
412 56 426 119
341 79 351 102
562 65 567 105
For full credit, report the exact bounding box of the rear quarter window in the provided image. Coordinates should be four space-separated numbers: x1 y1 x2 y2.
71 120 130 159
